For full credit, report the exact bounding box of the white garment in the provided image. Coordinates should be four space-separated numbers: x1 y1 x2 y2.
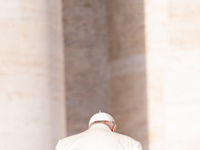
56 123 142 150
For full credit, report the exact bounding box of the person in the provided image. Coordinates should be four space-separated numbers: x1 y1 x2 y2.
56 111 142 150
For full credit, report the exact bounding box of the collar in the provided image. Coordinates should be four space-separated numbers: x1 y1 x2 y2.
89 123 112 132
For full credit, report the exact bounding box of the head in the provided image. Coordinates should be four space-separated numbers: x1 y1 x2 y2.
88 111 117 132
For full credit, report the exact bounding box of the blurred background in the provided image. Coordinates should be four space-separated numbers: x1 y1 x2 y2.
0 0 200 150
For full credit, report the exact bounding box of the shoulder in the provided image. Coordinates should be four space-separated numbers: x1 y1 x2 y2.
113 132 136 141
134 142 142 150
56 131 86 150
60 132 84 143
112 132 142 150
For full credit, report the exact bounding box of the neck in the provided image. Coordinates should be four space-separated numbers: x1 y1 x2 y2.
89 123 112 131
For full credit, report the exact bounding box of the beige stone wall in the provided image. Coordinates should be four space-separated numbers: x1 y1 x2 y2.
145 0 200 149
0 1 66 150
166 0 200 149
62 0 110 135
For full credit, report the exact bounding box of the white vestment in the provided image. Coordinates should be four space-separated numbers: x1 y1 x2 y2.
56 123 142 150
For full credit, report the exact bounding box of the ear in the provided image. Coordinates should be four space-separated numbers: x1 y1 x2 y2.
111 124 117 132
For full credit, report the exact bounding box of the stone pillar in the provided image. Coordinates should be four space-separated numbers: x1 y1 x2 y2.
107 0 148 149
62 0 110 135
145 0 200 150
0 1 66 150
144 0 168 149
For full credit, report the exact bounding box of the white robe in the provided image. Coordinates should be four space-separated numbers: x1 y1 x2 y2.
56 124 142 150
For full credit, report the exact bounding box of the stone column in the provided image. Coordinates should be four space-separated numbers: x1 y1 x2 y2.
0 1 66 150
144 0 168 149
107 0 148 149
145 0 200 150
62 0 110 135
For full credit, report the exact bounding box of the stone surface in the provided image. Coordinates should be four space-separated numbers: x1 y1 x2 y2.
107 1 148 149
145 0 200 150
62 0 110 135
107 0 145 60
0 1 66 150
1 0 198 150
